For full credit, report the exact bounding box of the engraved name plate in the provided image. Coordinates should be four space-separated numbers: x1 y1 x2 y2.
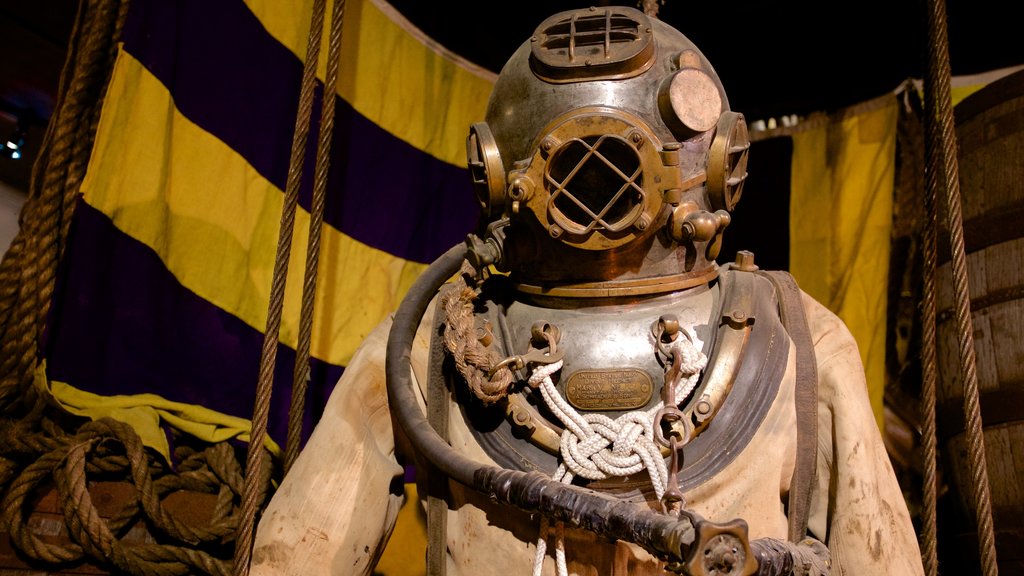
565 368 653 411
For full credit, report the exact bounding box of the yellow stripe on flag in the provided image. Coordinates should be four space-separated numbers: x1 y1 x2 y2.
80 50 426 367
245 0 495 168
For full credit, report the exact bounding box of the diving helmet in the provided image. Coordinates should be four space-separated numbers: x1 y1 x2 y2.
466 5 750 297
443 5 774 489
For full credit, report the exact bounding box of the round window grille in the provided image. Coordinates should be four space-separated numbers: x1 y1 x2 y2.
546 135 644 235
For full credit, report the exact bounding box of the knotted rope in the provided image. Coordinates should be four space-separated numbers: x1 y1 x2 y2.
440 262 516 404
531 331 706 576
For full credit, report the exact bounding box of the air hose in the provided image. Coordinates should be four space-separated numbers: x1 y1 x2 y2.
384 241 830 576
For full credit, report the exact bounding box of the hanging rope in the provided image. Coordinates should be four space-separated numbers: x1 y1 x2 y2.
230 0 324 571
917 99 941 576
922 0 998 575
233 0 348 572
0 0 128 416
284 0 349 476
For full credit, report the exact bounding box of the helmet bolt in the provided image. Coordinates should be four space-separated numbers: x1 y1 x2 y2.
629 131 645 147
657 314 680 342
695 399 713 416
549 225 563 238
681 221 696 240
636 214 651 231
509 178 532 201
734 250 758 272
680 210 719 242
540 138 556 156
509 403 535 431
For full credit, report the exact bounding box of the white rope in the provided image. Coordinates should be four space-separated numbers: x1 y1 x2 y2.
528 328 707 575
532 517 568 576
666 327 706 402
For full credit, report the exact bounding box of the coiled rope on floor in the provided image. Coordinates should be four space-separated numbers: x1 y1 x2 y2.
1 412 270 575
0 0 278 574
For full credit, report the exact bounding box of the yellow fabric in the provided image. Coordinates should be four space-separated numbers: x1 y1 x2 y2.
952 84 985 106
789 96 898 430
59 0 486 463
34 362 280 462
376 483 428 576
244 0 496 167
79 50 427 368
910 84 988 110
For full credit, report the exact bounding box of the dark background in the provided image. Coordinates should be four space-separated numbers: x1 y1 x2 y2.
3 0 1023 192
388 0 1024 122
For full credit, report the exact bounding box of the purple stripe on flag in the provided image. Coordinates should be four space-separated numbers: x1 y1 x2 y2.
45 201 343 447
120 0 480 264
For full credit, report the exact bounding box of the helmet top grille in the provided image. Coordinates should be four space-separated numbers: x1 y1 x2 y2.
531 7 655 83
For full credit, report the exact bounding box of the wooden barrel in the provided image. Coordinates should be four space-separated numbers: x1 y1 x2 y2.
935 68 1024 576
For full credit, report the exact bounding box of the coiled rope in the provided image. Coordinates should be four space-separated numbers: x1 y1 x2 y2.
0 0 282 574
1 413 267 575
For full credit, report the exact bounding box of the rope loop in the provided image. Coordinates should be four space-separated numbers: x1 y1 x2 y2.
0 413 257 575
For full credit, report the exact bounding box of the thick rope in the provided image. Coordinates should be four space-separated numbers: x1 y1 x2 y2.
285 0 348 476
0 0 127 415
640 0 663 18
232 0 328 573
0 0 284 573
440 263 516 403
923 0 998 574
918 101 940 576
2 414 255 575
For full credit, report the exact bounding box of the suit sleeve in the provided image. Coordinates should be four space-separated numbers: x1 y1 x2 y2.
249 317 406 576
802 292 924 576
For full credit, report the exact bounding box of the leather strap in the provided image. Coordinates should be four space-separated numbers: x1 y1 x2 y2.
760 270 819 543
426 292 451 576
